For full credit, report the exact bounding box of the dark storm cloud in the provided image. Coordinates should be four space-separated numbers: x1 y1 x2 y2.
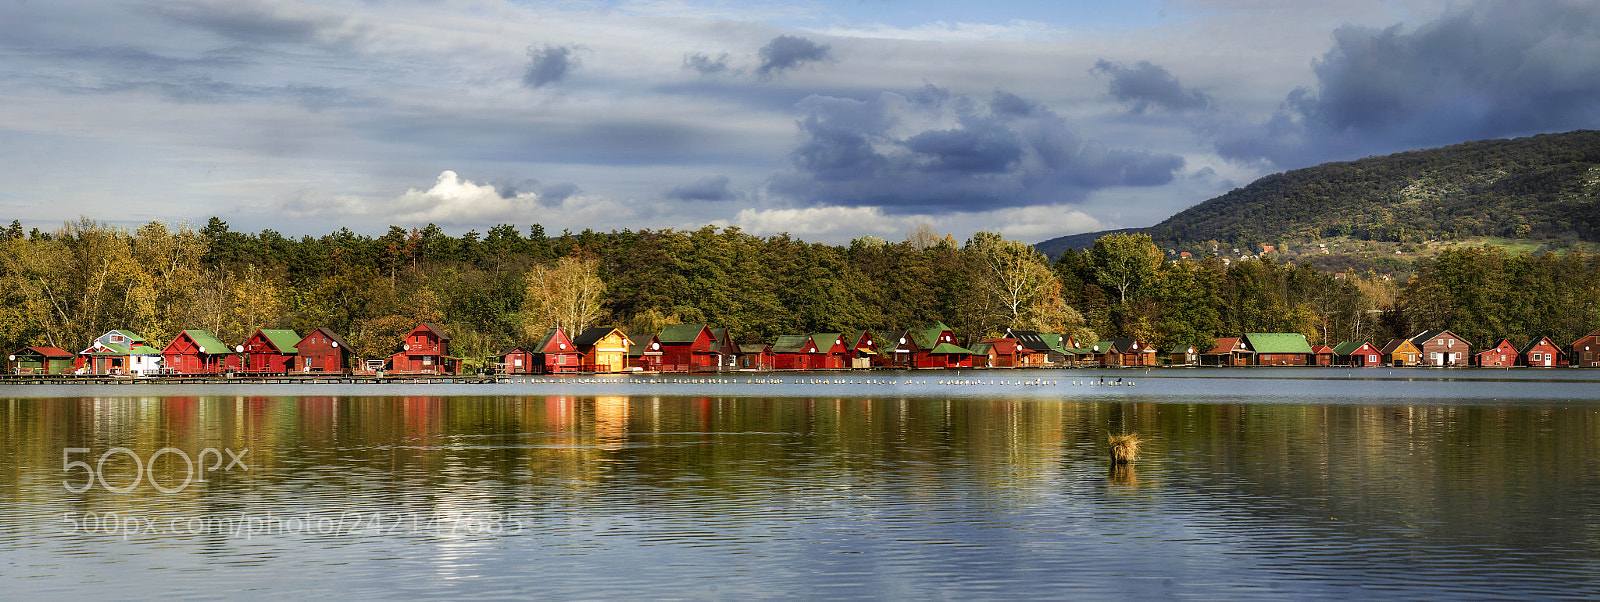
1090 60 1210 114
1214 0 1600 167
524 45 580 88
683 52 731 76
770 85 1184 213
666 175 736 201
755 35 831 80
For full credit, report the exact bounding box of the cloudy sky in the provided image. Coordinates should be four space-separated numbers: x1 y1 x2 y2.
4 0 1599 244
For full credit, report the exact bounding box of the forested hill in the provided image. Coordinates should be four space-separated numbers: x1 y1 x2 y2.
1037 130 1600 257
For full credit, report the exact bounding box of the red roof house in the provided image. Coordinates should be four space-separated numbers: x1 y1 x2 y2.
533 327 582 374
1519 336 1563 368
389 323 459 375
1476 338 1518 367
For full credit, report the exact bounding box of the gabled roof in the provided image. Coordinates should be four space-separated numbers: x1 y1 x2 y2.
1204 337 1251 355
253 329 301 353
659 324 710 344
845 330 875 349
927 342 973 355
1380 338 1418 354
1480 338 1516 352
1518 336 1560 355
1243 333 1313 354
572 326 626 347
533 327 577 354
738 343 771 354
968 342 994 355
810 333 843 352
1168 343 1196 354
1310 345 1335 354
914 322 955 348
626 332 662 356
1409 329 1461 346
496 345 531 357
15 346 74 358
1006 329 1054 352
415 322 451 341
176 330 234 355
306 327 352 351
1331 341 1372 355
772 335 815 354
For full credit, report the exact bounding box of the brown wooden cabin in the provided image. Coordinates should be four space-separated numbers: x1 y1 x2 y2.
710 328 740 372
977 336 1025 367
1572 329 1600 368
1410 330 1470 367
1332 341 1382 367
1309 345 1336 366
738 343 774 370
10 346 75 375
772 335 822 370
240 329 301 374
497 346 538 374
658 324 719 373
1380 338 1421 366
844 330 879 369
1168 344 1198 366
627 332 663 372
297 327 352 373
533 327 582 374
389 323 459 375
161 330 242 375
1201 337 1253 366
1519 336 1563 368
1475 339 1517 367
879 330 916 369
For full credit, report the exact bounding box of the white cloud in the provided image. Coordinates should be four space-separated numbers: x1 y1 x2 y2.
391 170 534 223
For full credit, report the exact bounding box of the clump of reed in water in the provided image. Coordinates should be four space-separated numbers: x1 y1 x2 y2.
1108 433 1141 464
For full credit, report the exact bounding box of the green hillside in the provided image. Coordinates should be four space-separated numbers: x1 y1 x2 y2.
1038 130 1600 259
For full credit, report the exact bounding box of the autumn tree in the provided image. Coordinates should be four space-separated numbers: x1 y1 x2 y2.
519 255 606 340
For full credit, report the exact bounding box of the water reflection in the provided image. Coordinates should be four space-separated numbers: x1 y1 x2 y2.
2 391 1599 597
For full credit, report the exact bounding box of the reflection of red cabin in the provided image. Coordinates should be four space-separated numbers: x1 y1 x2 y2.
1573 329 1600 368
390 323 459 375
297 327 352 373
161 330 241 374
1519 336 1563 367
497 346 536 374
1476 339 1517 367
658 324 719 373
240 329 301 373
534 327 582 374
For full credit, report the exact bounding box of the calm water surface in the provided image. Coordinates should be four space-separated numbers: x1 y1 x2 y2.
2 368 1599 598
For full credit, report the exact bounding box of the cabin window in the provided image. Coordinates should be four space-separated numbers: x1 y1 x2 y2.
1532 353 1542 361
1447 339 1454 348
423 357 433 366
1586 351 1593 361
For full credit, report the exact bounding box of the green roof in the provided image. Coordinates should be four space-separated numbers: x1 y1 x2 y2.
1244 333 1314 354
182 330 236 355
1331 341 1369 355
927 342 973 355
772 335 813 354
1168 343 1197 354
659 324 708 344
256 329 301 353
968 342 994 354
810 333 841 351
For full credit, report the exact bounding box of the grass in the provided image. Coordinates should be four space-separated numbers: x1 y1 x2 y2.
1108 433 1141 464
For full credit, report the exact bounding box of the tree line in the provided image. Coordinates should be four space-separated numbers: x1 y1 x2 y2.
5 218 1598 369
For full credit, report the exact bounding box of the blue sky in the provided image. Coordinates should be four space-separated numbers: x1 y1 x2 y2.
3 0 1598 244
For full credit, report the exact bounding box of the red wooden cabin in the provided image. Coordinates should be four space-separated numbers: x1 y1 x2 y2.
844 330 879 369
772 335 821 370
1572 329 1600 368
533 327 582 374
1519 336 1563 368
161 330 241 374
911 322 972 369
658 324 719 373
1476 339 1517 367
497 346 537 374
297 327 352 373
812 333 849 370
978 337 1025 367
738 343 773 370
240 329 301 374
627 332 663 372
389 323 459 375
1201 337 1254 366
1331 341 1381 367
1310 345 1336 366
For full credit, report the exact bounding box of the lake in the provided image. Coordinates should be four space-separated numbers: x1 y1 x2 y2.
3 368 1599 598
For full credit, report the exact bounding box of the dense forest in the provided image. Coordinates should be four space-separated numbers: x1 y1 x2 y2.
4 218 1598 369
1038 130 1600 258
